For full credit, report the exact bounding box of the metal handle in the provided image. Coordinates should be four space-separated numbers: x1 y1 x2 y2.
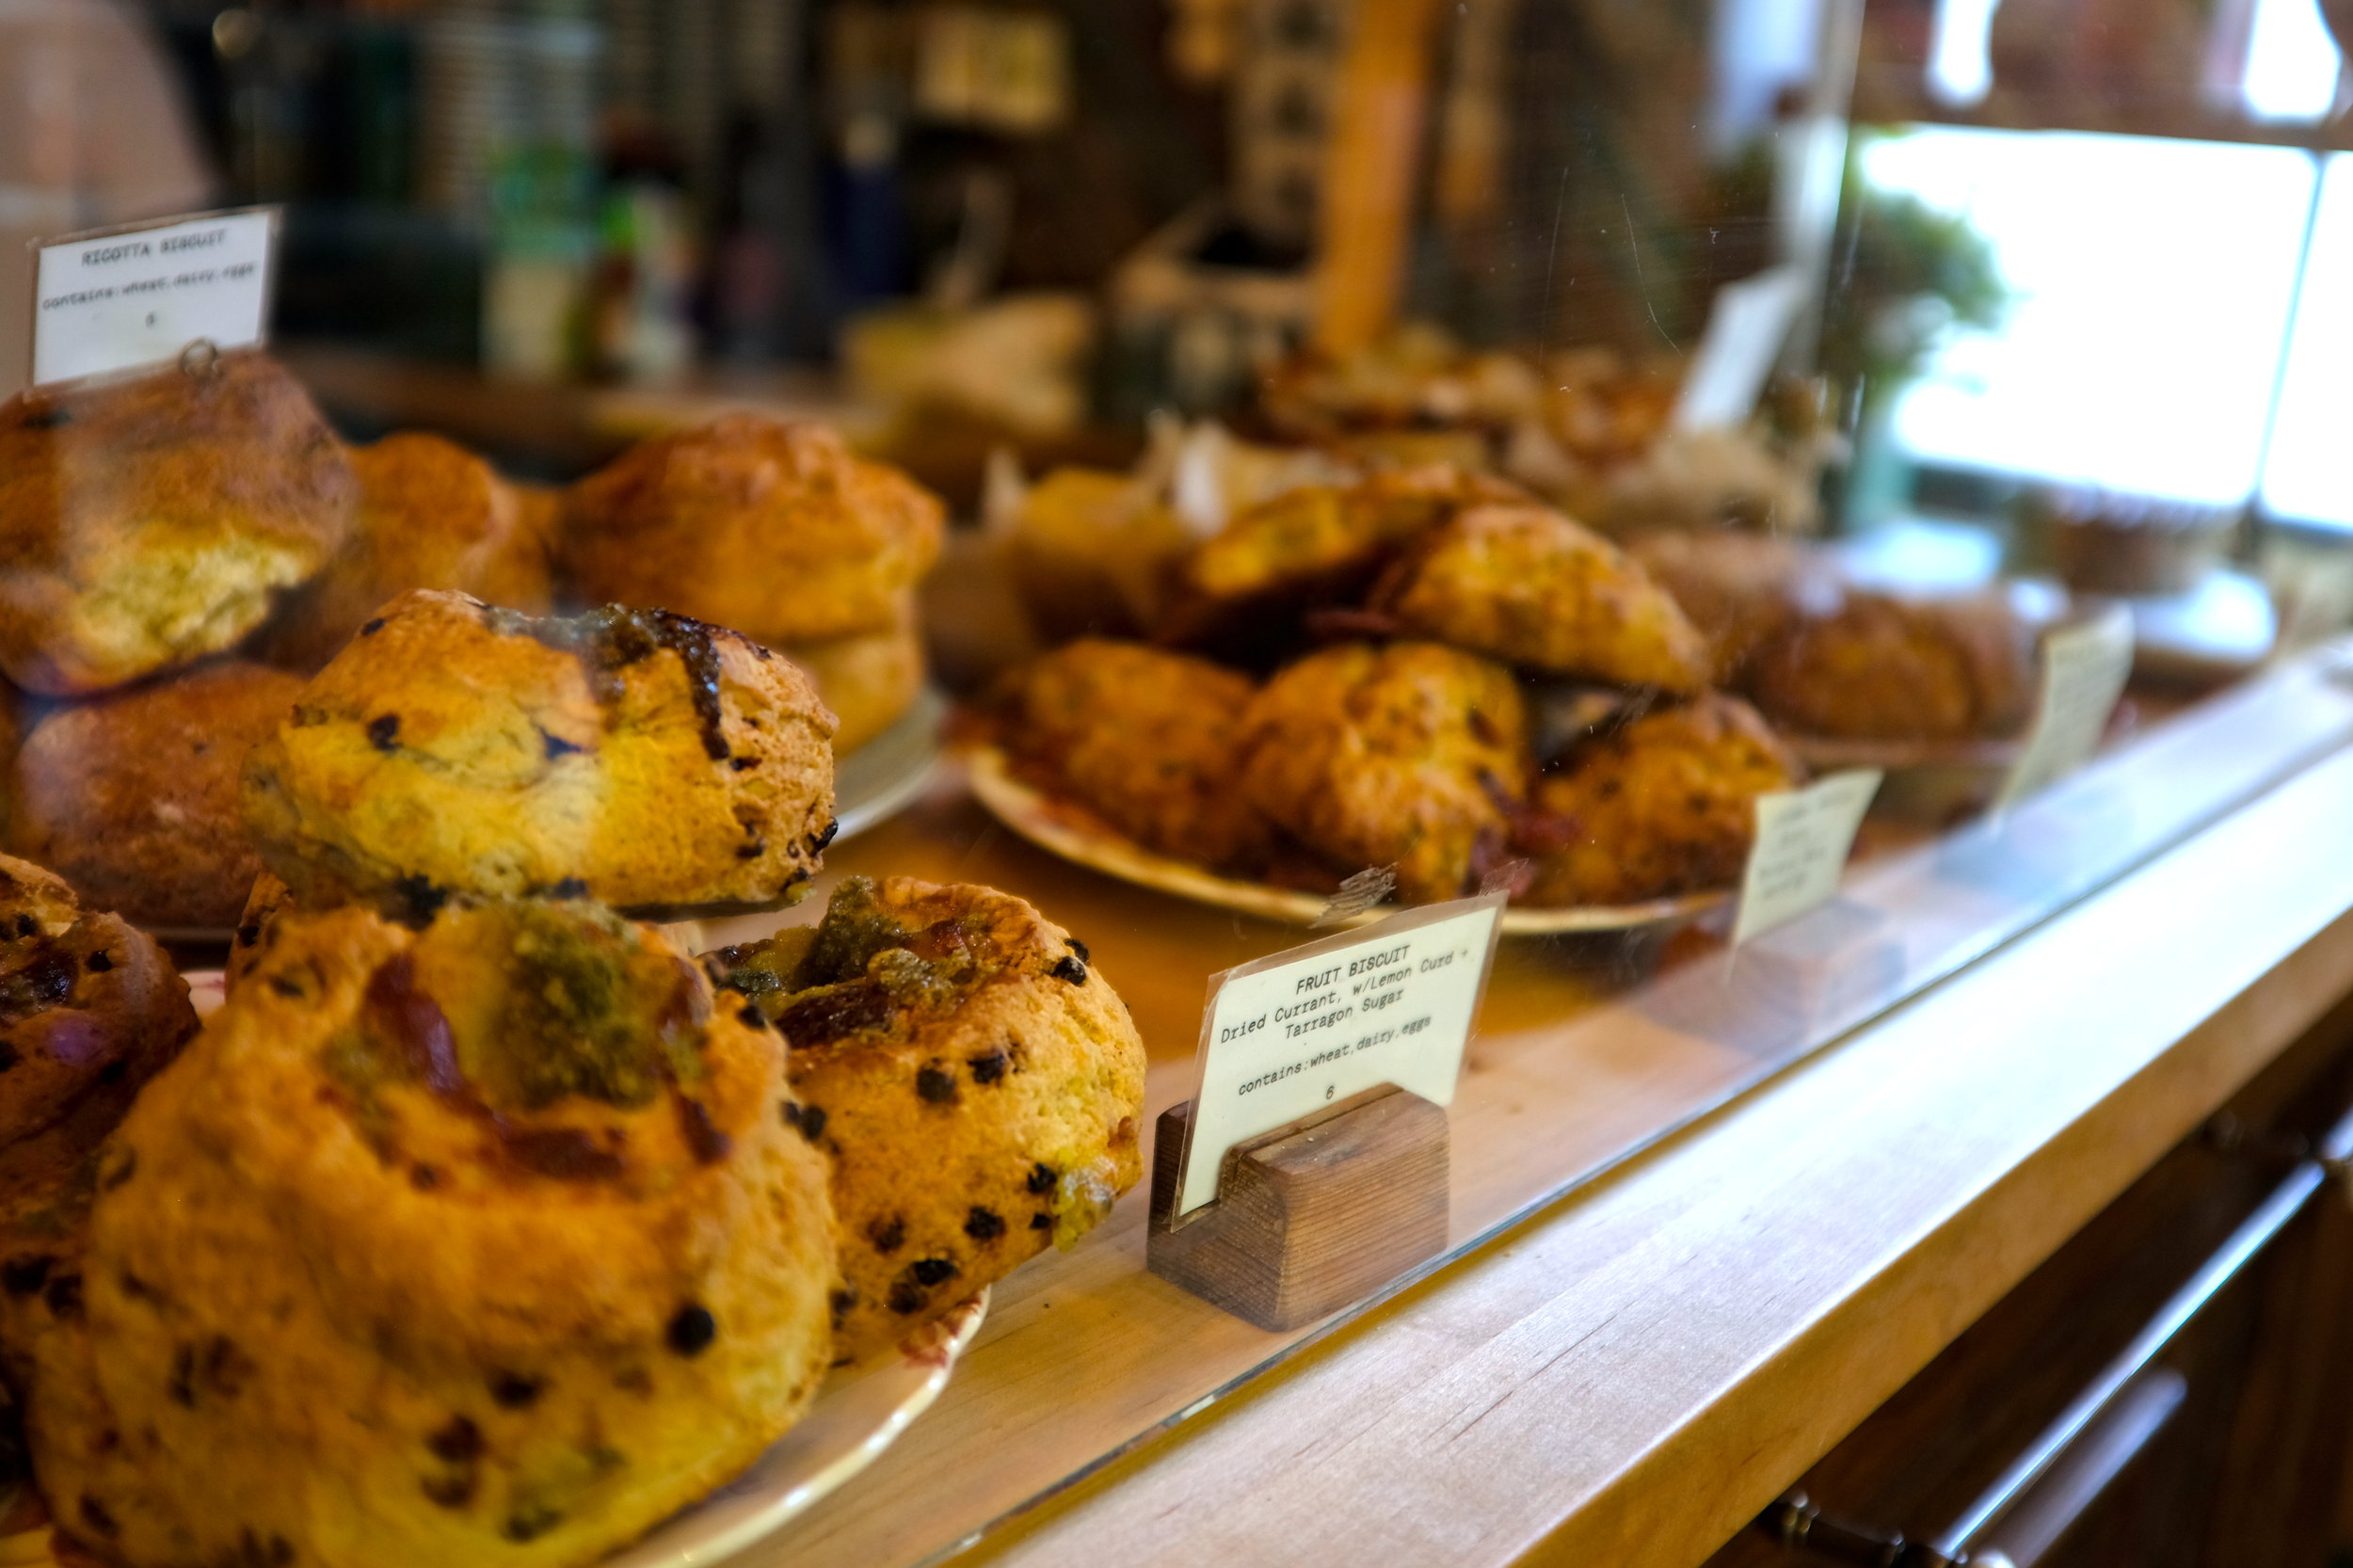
1767 1096 2353 1566
1963 1368 2185 1567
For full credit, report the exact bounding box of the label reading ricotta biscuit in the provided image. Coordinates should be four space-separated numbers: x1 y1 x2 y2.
1173 892 1504 1220
1732 769 1882 946
28 208 279 388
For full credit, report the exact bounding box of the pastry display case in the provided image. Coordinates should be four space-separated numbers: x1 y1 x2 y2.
3 4 2353 1568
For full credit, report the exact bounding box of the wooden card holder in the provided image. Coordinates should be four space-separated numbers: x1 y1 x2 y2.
1146 1084 1449 1332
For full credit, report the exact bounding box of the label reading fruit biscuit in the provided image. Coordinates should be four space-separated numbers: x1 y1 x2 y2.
1174 891 1504 1220
1732 768 1882 946
27 208 279 388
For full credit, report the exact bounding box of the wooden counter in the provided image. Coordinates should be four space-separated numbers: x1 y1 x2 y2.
744 653 2353 1568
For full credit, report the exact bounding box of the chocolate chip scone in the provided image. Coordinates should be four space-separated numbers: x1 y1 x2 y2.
11 661 305 931
0 351 355 696
242 589 839 918
16 898 837 1568
709 876 1145 1365
0 856 197 1381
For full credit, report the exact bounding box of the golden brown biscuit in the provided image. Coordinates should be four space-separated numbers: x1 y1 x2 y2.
0 352 355 696
15 898 836 1568
265 432 556 672
1370 504 1712 691
709 876 1145 1365
776 592 925 755
1172 465 1527 620
994 639 1274 872
565 416 944 644
1519 693 1801 907
242 590 839 918
11 662 303 931
1744 589 2039 743
1237 642 1529 904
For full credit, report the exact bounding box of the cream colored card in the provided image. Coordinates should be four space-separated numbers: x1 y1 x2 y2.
1997 604 2135 810
1175 892 1505 1219
1732 769 1882 946
30 208 277 388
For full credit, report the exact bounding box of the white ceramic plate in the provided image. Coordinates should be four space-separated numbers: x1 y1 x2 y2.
964 745 1725 936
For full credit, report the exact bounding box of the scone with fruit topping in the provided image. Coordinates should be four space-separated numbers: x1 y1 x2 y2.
15 898 837 1568
709 876 1145 1364
242 589 839 919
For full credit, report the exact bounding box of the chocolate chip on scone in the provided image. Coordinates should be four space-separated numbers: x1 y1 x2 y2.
0 351 355 696
19 899 837 1568
709 875 1146 1364
241 589 838 918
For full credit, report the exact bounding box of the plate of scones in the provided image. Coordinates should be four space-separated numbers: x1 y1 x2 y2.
970 469 1815 935
0 358 1146 1568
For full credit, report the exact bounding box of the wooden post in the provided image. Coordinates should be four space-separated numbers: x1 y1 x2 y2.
1147 1084 1450 1332
1311 0 1448 358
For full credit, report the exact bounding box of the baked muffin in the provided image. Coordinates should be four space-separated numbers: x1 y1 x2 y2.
265 432 556 672
242 590 838 918
11 661 304 930
1237 642 1529 904
776 590 925 755
1369 504 1712 692
565 416 944 645
0 855 196 1249
1166 466 1527 640
0 351 355 696
1520 693 1801 907
16 898 837 1568
1744 588 2039 744
995 640 1274 872
1625 530 1833 683
708 876 1145 1365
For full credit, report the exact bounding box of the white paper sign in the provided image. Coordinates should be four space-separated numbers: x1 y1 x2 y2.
1174 892 1504 1219
1996 605 2135 810
1732 769 1882 946
29 209 278 389
1672 264 1808 432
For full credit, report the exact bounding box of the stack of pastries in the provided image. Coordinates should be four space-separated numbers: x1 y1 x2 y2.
0 356 947 935
991 466 1810 910
0 568 1145 1566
